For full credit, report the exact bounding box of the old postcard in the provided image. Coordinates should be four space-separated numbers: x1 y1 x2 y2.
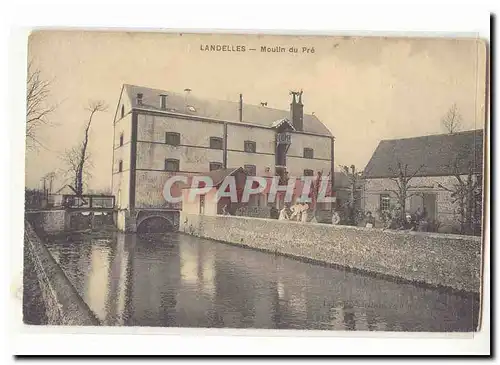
22 31 488 333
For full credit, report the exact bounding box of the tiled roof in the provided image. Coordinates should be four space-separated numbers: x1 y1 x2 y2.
363 129 484 178
205 167 245 187
333 171 364 189
124 84 332 136
182 167 245 189
54 184 78 195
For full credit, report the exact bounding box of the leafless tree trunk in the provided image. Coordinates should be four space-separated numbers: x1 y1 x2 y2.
26 61 57 150
388 161 425 222
40 171 56 199
441 103 462 134
341 164 363 225
437 163 481 235
63 100 107 195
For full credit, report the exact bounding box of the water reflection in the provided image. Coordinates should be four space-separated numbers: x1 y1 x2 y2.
104 234 131 325
44 232 479 331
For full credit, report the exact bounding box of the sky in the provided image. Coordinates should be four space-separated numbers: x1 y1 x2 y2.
25 31 487 191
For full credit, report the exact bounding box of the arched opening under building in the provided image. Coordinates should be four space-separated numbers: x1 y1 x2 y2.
136 216 174 233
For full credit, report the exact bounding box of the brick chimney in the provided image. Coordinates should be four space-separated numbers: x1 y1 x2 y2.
239 93 243 122
159 94 167 110
290 90 303 131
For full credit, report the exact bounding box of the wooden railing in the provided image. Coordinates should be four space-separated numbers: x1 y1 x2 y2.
61 194 115 209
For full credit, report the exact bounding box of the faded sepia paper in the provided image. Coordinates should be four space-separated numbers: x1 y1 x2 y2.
22 30 488 336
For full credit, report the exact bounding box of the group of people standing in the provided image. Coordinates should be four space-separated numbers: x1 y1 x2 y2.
278 202 310 222
330 209 375 227
382 207 429 231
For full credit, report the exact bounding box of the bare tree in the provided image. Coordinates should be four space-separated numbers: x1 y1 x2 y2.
340 165 363 225
62 100 107 195
437 160 482 235
441 103 462 134
388 161 425 222
40 171 56 198
26 61 57 150
63 146 90 193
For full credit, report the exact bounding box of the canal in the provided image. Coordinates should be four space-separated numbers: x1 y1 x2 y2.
43 232 479 331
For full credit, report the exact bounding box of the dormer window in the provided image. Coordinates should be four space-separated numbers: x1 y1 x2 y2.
137 93 143 106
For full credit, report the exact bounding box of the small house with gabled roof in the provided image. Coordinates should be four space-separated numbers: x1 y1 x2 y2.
362 129 483 232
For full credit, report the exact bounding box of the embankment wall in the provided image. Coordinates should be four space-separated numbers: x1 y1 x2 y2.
24 221 100 325
180 213 482 293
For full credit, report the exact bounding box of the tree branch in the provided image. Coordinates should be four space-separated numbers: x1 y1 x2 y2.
26 60 58 150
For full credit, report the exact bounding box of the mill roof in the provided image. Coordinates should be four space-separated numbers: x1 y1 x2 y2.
123 84 332 136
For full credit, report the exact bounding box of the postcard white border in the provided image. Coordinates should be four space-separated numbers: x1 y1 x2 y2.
4 0 492 357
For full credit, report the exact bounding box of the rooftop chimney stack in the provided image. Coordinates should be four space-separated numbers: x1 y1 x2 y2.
290 90 304 131
239 94 243 122
137 93 143 106
184 88 192 109
159 94 167 110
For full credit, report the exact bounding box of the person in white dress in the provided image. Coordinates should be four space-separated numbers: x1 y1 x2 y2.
278 205 290 220
289 202 300 221
331 209 341 225
301 202 309 222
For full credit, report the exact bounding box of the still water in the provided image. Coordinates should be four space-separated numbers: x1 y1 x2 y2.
44 232 479 331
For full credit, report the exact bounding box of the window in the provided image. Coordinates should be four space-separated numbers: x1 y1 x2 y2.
276 166 288 185
210 137 223 150
304 169 314 176
120 105 124 118
209 162 223 171
244 164 256 176
303 148 314 159
244 140 256 153
118 160 123 172
199 195 205 215
380 194 391 212
165 159 180 172
165 132 180 146
119 133 124 146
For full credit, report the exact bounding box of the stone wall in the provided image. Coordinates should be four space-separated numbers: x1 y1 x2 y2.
235 205 271 218
26 210 115 233
24 221 100 325
23 241 48 324
180 213 482 293
135 170 184 210
112 113 132 210
115 209 136 232
26 210 67 233
137 114 224 147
